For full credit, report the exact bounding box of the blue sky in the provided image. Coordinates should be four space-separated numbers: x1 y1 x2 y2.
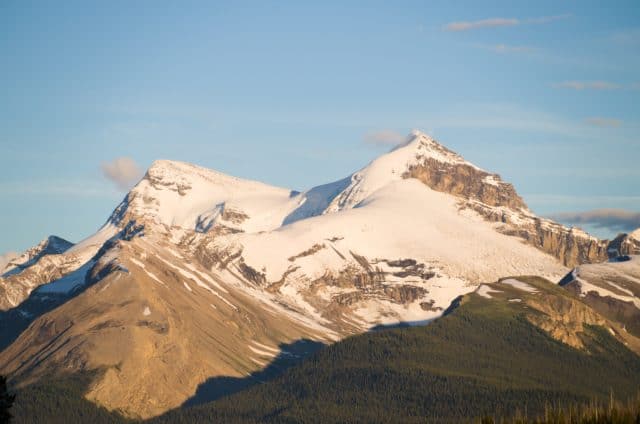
1 0 639 253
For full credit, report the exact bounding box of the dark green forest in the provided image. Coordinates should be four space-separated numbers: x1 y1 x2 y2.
151 296 640 423
8 373 126 424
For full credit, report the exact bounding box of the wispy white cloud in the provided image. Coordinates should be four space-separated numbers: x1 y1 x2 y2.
549 209 640 233
525 194 640 207
362 130 408 147
553 81 621 90
554 81 640 91
525 14 572 24
519 167 640 178
0 180 120 197
444 14 570 31
445 18 519 32
484 44 535 54
418 103 590 138
585 117 622 127
609 28 640 46
101 157 144 191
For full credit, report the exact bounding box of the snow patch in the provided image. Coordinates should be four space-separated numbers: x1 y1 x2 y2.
476 285 501 299
576 278 640 308
482 175 501 187
500 278 537 293
250 357 268 366
37 261 94 294
252 341 280 354
249 345 277 357
129 257 166 286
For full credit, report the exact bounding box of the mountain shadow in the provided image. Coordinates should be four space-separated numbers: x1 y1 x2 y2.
281 177 351 226
181 338 325 408
9 370 128 424
0 262 127 354
147 285 640 423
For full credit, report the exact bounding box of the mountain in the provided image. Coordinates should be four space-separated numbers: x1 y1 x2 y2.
559 255 640 337
0 131 636 419
1 235 73 277
149 276 640 423
0 235 74 309
10 275 640 423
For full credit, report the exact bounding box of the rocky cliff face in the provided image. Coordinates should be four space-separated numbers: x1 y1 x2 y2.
468 201 640 267
464 202 611 267
403 157 526 210
0 236 76 310
390 132 628 268
558 255 640 337
0 253 83 309
1 235 73 276
473 276 640 354
609 232 640 257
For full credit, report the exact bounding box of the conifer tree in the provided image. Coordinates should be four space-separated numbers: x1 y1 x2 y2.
0 375 14 424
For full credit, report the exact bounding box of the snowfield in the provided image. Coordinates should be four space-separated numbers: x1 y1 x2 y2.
1 131 571 329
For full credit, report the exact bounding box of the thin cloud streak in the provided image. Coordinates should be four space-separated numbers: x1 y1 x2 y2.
550 209 640 233
485 44 535 53
445 14 570 31
445 18 518 32
0 180 120 198
526 194 640 205
585 117 622 127
418 103 592 138
525 14 572 24
554 81 621 90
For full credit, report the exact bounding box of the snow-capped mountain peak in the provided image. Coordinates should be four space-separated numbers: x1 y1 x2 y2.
111 159 299 234
325 131 515 213
404 129 479 168
110 132 498 233
2 235 73 276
